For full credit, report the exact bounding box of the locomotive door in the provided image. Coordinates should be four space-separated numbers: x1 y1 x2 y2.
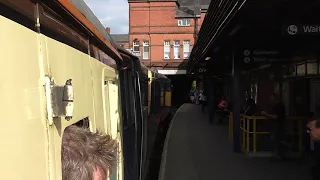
105 80 123 180
39 5 96 179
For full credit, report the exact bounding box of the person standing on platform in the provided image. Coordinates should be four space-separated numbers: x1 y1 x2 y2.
199 88 207 113
207 80 215 124
261 93 286 160
308 119 320 180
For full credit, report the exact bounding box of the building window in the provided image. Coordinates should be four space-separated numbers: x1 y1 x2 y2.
174 40 180 59
133 40 140 52
183 40 190 59
164 40 170 59
178 19 191 26
143 40 149 59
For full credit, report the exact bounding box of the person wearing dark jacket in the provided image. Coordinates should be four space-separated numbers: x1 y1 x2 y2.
262 93 286 160
308 119 320 180
244 98 257 116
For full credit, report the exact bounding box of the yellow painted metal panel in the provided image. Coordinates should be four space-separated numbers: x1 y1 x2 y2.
0 14 124 180
165 92 172 107
0 16 49 180
107 82 123 180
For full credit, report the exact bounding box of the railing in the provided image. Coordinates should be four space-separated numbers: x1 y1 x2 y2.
228 114 306 157
229 113 233 141
240 115 268 156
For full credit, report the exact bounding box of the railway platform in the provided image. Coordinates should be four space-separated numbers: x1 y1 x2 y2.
158 103 312 180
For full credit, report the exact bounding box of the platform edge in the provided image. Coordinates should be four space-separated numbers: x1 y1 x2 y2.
157 105 183 180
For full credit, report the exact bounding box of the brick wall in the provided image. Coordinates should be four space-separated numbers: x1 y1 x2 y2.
129 1 206 69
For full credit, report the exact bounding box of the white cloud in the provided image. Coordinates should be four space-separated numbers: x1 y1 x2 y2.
83 0 129 34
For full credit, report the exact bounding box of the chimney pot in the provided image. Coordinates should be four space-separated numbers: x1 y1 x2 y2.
106 27 110 34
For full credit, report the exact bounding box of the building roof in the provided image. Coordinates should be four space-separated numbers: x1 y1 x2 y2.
128 0 212 18
111 34 129 43
176 0 212 18
178 0 211 6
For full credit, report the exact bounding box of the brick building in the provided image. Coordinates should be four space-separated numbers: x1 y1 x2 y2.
127 0 211 75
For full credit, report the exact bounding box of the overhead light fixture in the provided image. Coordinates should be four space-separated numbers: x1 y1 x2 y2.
205 57 211 61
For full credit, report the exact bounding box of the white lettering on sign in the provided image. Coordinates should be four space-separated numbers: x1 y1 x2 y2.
287 24 320 35
199 68 206 73
303 25 320 33
253 57 266 62
253 50 280 55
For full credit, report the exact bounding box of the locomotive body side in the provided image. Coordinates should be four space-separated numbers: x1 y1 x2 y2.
0 1 123 179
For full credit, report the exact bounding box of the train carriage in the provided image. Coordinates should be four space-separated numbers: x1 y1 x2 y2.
0 0 171 180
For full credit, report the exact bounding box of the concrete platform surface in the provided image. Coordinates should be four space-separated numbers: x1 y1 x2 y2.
159 103 312 180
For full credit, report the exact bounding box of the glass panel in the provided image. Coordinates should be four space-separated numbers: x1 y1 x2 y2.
297 64 306 76
164 46 170 52
143 52 149 59
186 19 191 25
184 52 190 58
307 62 317 74
143 46 149 53
133 46 139 52
164 52 170 59
174 47 180 59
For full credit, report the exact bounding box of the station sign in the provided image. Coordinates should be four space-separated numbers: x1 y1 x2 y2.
241 49 288 64
197 62 207 74
198 67 207 73
283 24 320 36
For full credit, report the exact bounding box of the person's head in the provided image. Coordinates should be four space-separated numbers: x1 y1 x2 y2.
270 93 279 103
61 125 117 180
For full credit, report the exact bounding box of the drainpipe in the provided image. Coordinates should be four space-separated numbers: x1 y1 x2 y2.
148 1 152 69
194 0 200 44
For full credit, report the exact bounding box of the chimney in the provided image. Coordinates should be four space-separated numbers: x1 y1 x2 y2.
106 27 110 34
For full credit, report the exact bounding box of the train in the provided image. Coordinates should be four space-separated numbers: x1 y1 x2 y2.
0 0 172 180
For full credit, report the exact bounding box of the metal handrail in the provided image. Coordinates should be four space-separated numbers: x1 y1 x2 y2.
229 114 306 157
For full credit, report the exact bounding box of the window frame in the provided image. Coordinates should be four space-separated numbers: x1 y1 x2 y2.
133 40 140 52
164 40 170 59
178 19 191 27
173 40 180 59
183 40 190 59
142 40 150 60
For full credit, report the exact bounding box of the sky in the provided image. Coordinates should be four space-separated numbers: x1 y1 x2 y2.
83 0 129 34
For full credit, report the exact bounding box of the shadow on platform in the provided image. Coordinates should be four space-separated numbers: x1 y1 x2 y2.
159 103 312 180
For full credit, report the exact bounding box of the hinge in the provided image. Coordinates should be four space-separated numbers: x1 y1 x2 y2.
44 76 74 125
